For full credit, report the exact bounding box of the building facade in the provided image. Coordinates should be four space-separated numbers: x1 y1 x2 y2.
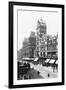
19 18 58 59
34 18 47 58
29 32 36 58
34 19 58 59
22 32 36 58
22 38 30 58
47 34 58 59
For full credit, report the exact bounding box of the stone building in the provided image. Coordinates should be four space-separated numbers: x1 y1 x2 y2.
22 32 36 58
34 18 58 59
34 18 47 58
47 34 58 59
19 18 58 60
22 38 30 58
29 32 36 58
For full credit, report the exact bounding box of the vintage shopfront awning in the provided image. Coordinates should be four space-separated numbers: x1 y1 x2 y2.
34 57 39 61
49 59 56 64
22 58 34 61
45 59 50 63
55 60 58 64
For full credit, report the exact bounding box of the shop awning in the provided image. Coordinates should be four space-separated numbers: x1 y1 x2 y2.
49 59 55 63
22 58 34 61
17 60 22 62
34 57 39 61
55 60 58 64
45 59 50 63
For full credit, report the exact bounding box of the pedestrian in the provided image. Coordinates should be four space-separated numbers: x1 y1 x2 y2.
48 73 50 78
37 71 40 76
53 66 55 72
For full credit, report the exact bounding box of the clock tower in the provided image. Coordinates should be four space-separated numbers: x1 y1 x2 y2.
36 18 47 58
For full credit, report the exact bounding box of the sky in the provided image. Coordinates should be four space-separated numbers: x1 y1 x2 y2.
18 10 58 50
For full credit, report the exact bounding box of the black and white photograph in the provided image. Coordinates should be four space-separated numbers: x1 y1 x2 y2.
9 2 64 88
17 10 58 80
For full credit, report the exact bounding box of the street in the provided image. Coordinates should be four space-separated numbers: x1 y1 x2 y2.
29 63 58 79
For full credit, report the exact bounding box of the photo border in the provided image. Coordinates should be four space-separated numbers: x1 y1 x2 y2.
9 1 64 88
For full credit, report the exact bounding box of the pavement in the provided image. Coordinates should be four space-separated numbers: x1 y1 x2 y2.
27 69 43 79
29 63 58 79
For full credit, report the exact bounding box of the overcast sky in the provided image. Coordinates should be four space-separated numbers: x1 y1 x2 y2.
18 10 58 50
